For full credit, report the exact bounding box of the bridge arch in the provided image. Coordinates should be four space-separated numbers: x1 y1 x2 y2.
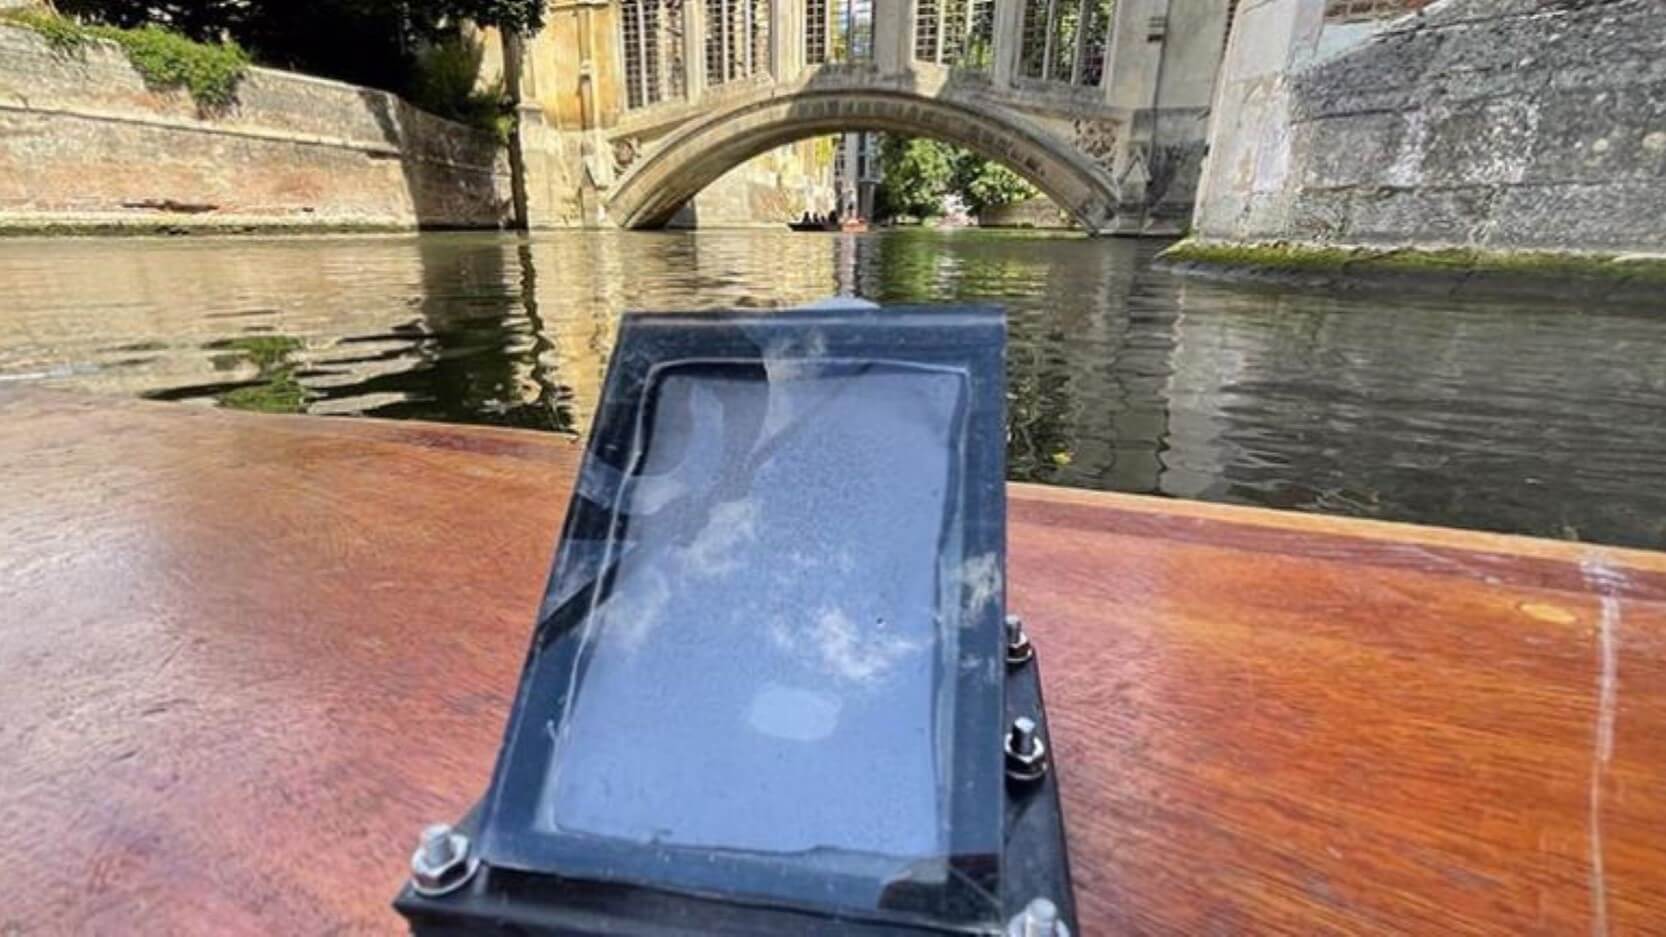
606 71 1121 233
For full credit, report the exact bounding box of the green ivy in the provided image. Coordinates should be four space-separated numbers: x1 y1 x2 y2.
91 23 249 109
3 10 248 110
0 8 88 51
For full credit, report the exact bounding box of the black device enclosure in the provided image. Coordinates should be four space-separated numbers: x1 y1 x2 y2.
394 305 1075 935
395 659 1072 936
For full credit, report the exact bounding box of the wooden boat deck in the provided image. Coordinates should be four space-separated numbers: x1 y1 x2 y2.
2 388 1663 935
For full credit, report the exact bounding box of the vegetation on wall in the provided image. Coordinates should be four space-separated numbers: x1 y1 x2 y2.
101 23 250 109
1159 239 1666 284
32 0 541 123
2 8 250 109
875 136 1044 220
1 7 85 51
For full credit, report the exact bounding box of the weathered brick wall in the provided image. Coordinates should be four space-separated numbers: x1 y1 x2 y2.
1195 0 1666 253
0 24 512 230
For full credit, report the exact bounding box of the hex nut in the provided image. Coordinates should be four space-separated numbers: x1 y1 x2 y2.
1007 897 1071 936
409 824 480 897
1005 716 1048 783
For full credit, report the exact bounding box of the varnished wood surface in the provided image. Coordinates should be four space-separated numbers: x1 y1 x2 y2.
1 388 1663 935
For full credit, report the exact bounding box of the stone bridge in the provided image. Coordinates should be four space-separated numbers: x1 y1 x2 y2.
497 1 1236 234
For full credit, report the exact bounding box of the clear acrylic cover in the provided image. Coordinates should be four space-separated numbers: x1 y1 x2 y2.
478 306 1008 929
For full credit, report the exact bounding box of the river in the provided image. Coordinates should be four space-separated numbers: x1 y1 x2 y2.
2 228 1663 549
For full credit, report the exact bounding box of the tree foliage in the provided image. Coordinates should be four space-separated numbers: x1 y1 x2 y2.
53 0 540 99
875 137 958 219
876 136 1043 220
409 34 508 136
56 0 544 39
443 0 544 32
956 158 1039 212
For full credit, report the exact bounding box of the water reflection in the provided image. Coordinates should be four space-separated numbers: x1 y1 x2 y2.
1 229 1663 549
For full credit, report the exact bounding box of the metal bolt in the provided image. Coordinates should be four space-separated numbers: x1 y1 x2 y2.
420 825 454 864
1010 717 1037 751
1005 715 1048 783
1007 897 1070 937
1005 613 1034 665
409 822 479 897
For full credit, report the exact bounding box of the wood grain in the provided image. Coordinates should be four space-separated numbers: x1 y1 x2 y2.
1 388 1662 935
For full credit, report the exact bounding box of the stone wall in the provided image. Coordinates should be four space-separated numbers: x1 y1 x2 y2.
0 23 512 231
1321 0 1431 23
979 196 1073 229
1194 0 1666 252
673 138 837 228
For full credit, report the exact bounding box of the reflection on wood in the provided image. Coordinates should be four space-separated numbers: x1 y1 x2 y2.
1 389 1662 934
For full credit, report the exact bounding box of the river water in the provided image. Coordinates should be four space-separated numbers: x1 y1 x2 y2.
2 228 1663 549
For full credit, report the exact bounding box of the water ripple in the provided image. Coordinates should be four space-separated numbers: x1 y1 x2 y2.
1 229 1663 548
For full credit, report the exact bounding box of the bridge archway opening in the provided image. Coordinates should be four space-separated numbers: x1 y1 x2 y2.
606 84 1118 233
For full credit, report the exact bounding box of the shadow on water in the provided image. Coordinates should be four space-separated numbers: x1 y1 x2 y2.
148 334 310 412
1 228 1664 549
297 236 577 432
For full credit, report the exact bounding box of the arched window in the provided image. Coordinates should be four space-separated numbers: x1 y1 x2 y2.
621 0 687 110
806 0 872 64
915 0 995 71
704 0 771 86
1019 0 1114 88
805 0 829 63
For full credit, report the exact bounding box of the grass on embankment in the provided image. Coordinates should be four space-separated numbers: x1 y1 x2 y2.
2 7 248 110
1156 239 1666 305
